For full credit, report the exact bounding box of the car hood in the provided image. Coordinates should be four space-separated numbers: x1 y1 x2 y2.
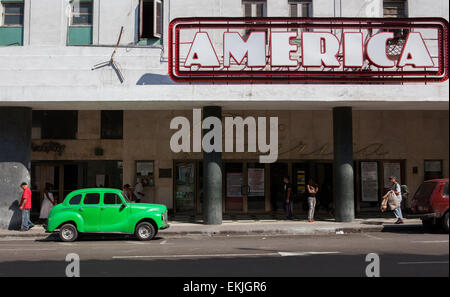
129 203 167 212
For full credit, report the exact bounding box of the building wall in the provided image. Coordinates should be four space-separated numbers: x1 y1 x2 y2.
30 109 449 209
0 0 448 110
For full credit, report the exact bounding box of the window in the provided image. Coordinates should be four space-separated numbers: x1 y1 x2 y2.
424 160 443 181
139 0 163 43
69 195 82 205
2 2 23 26
101 111 123 139
383 0 408 38
289 0 312 18
289 0 312 35
243 0 266 18
71 1 93 26
413 182 436 200
103 193 122 205
242 1 267 39
68 0 93 45
383 0 407 18
33 111 78 140
83 193 100 205
0 1 24 46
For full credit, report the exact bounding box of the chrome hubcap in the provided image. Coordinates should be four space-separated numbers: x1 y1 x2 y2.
138 226 151 239
62 228 73 240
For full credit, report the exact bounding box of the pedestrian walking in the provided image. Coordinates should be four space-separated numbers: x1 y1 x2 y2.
307 179 319 223
19 182 34 231
389 176 404 224
282 176 293 220
39 183 56 226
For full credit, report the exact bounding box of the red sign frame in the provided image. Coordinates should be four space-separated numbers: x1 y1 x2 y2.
168 17 449 83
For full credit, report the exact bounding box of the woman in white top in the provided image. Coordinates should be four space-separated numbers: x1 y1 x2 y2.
39 183 56 224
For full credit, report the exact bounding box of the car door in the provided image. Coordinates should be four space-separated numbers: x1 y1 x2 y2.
79 193 101 232
100 192 130 233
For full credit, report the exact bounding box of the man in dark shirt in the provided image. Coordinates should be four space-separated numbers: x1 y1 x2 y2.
283 177 293 220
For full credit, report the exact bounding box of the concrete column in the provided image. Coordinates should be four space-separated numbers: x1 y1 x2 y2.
333 107 355 222
0 107 32 230
202 106 223 225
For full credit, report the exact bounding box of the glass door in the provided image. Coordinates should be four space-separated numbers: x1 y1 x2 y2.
30 163 62 219
270 162 289 212
174 162 196 214
247 162 266 212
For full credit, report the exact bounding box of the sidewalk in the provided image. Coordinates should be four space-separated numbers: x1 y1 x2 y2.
0 217 423 239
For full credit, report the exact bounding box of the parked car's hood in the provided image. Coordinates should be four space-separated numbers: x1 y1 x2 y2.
129 203 167 212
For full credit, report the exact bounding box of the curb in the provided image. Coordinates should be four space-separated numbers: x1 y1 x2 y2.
0 224 423 239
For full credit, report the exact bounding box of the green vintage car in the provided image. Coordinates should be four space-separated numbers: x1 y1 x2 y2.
47 188 169 242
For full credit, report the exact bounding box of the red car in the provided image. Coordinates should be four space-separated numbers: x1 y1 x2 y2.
410 179 449 233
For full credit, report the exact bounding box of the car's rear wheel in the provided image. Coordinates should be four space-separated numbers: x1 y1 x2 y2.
443 212 449 233
421 218 436 232
59 223 78 242
135 222 156 241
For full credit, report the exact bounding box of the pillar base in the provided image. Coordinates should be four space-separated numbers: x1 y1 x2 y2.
0 107 32 230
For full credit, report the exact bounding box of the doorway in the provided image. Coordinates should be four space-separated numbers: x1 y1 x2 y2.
225 162 244 212
30 161 123 219
270 162 289 212
174 161 197 214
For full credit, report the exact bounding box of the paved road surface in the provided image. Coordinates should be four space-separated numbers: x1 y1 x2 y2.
0 229 448 277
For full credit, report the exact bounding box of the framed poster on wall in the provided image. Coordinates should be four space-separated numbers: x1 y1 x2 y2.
248 168 264 197
226 172 243 198
136 161 155 187
361 162 379 202
383 162 401 187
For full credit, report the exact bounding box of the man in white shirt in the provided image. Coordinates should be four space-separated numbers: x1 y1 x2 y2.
134 178 144 203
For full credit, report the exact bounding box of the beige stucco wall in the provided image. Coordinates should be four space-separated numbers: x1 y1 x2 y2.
31 110 449 209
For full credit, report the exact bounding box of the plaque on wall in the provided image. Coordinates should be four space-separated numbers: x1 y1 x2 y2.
159 168 172 178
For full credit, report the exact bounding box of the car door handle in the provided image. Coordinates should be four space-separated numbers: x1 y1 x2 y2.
78 207 83 211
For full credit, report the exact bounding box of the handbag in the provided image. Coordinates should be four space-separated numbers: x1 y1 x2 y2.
387 192 399 211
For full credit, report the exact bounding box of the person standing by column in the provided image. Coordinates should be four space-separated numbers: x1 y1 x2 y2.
307 179 319 223
39 183 56 226
19 182 34 231
283 177 293 220
389 176 404 224
134 178 144 203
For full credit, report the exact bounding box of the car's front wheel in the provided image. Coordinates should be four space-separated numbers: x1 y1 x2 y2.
135 222 156 241
443 212 449 233
59 223 78 242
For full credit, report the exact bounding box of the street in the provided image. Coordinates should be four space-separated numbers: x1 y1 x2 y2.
0 229 448 277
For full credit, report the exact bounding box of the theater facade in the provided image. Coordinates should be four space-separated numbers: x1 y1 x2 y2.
0 0 448 228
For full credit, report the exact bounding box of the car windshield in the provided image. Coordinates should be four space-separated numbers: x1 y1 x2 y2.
414 182 436 199
120 191 131 203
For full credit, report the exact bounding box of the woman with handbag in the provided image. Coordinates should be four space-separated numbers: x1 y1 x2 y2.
306 179 319 223
39 183 56 226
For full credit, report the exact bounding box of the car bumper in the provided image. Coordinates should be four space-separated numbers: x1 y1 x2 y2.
160 224 170 230
407 213 437 220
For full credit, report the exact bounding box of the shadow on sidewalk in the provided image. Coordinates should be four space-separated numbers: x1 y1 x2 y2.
8 201 22 231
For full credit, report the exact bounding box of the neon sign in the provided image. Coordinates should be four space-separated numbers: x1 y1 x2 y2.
169 18 449 83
